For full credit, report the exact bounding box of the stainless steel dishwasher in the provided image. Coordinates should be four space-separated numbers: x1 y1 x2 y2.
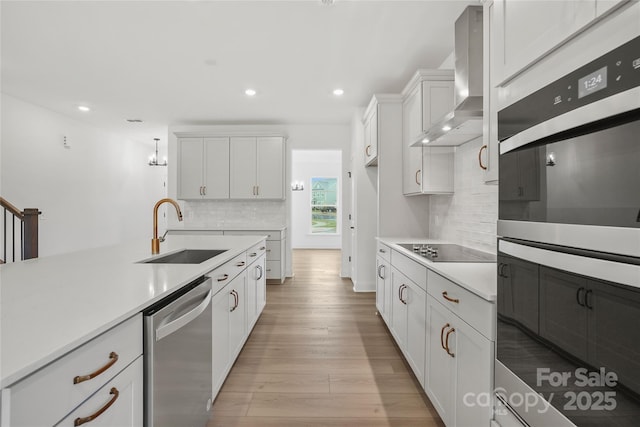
144 275 212 427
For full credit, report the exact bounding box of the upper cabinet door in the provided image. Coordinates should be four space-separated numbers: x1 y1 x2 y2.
402 84 423 195
203 137 230 199
230 137 258 199
256 137 284 199
178 137 205 200
363 104 378 167
493 0 596 84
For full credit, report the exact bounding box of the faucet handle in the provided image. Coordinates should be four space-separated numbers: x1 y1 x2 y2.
159 230 169 242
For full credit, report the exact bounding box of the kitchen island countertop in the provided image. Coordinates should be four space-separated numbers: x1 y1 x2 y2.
0 234 263 388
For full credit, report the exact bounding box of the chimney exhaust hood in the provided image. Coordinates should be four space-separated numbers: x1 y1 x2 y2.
412 5 483 147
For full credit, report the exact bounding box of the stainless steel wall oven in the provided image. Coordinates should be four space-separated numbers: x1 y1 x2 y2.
496 35 640 427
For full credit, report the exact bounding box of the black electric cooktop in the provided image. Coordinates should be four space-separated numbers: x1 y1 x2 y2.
397 243 496 263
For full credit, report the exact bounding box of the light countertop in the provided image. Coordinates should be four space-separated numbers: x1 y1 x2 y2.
167 224 286 232
0 234 263 388
377 238 497 302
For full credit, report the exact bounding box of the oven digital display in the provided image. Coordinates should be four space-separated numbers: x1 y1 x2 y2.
578 66 608 98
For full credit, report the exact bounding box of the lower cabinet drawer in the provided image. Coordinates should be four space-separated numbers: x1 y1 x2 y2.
55 356 143 427
428 270 495 340
209 252 247 294
7 315 142 427
247 240 267 264
265 260 281 279
265 240 281 261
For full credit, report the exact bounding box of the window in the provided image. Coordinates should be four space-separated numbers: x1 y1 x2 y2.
311 177 338 234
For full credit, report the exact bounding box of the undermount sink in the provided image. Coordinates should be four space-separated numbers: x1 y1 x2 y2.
142 249 227 264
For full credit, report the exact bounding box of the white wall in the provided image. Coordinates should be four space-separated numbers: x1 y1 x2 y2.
1 94 167 257
428 136 498 254
291 150 341 249
167 124 351 278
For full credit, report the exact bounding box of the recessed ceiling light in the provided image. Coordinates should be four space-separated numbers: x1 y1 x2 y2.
78 105 91 112
333 88 344 96
442 125 452 132
245 88 257 96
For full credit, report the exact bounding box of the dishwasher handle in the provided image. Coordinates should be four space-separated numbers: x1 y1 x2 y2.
155 288 212 341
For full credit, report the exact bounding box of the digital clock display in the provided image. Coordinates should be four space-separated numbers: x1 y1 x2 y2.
578 66 608 99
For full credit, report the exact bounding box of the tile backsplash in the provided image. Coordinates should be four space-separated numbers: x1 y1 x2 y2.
428 137 498 254
179 200 286 228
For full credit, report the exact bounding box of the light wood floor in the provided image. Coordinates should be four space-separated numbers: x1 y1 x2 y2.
209 249 444 427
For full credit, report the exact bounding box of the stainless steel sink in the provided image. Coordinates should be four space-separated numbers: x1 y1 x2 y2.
142 249 227 264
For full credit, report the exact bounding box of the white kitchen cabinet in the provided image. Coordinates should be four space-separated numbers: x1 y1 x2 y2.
375 256 390 322
55 357 143 427
363 99 379 166
230 136 285 199
246 252 266 331
390 266 427 387
481 0 499 183
223 229 286 283
228 271 247 362
211 282 231 398
426 270 495 427
4 315 142 427
178 137 230 199
401 70 455 195
492 0 596 84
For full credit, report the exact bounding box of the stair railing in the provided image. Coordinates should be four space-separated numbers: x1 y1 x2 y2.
0 197 41 263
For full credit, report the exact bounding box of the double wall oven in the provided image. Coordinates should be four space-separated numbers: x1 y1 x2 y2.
496 35 640 427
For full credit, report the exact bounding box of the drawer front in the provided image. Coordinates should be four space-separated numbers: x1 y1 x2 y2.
8 315 142 427
223 230 282 241
265 260 282 279
391 250 427 291
247 240 267 265
428 270 495 340
209 252 247 294
55 356 143 427
265 240 281 261
376 242 391 262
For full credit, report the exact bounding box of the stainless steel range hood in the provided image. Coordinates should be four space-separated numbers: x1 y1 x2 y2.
412 5 483 147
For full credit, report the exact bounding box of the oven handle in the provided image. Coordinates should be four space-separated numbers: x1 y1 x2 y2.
498 239 640 289
499 86 640 155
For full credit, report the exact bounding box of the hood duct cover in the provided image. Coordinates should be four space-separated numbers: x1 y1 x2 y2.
413 5 484 147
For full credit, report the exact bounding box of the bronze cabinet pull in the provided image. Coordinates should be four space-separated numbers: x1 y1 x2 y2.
415 169 421 185
445 327 456 357
230 290 238 312
259 246 266 250
379 248 386 253
73 352 119 384
377 265 386 280
249 252 257 257
236 261 246 267
440 323 450 351
74 387 119 426
256 265 263 280
365 145 372 156
217 274 229 282
442 291 459 304
399 285 408 305
478 145 488 170
203 186 207 195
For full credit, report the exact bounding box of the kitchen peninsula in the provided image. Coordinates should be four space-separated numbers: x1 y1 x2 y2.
0 234 265 426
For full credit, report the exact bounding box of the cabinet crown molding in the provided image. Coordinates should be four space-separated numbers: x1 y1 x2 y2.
401 69 455 99
363 94 402 119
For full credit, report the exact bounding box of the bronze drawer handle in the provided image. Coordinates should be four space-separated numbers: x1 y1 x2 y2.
73 352 119 384
236 261 246 267
478 145 488 170
217 274 229 282
415 169 421 185
365 145 372 156
249 252 257 257
230 290 238 312
445 327 456 357
256 265 264 280
260 246 266 250
442 291 459 304
440 323 450 351
74 387 119 426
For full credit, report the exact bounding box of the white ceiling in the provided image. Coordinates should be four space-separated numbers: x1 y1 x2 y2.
1 0 474 145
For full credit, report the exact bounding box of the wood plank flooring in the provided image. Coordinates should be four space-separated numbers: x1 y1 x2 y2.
209 249 444 427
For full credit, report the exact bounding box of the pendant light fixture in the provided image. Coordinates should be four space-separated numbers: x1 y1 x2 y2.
149 138 167 166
